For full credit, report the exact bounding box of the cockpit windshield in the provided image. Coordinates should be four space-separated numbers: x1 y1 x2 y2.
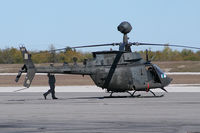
153 64 164 74
153 64 167 79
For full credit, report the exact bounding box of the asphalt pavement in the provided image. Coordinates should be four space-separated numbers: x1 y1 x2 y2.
0 92 200 133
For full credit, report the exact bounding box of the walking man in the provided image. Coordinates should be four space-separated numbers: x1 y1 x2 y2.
43 73 58 99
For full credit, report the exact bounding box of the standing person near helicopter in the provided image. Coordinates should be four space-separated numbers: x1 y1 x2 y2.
43 72 58 100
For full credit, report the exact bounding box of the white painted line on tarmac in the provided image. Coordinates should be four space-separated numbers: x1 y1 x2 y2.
0 86 104 92
0 73 47 75
166 72 200 75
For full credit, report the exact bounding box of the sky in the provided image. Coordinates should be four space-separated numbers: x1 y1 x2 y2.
0 0 200 52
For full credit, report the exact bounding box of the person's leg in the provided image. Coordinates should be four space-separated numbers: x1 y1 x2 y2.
43 85 51 99
50 84 58 99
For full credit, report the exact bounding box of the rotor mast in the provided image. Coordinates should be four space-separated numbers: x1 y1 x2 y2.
118 21 132 52
123 34 131 52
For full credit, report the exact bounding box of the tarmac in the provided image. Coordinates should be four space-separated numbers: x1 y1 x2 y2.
0 85 200 133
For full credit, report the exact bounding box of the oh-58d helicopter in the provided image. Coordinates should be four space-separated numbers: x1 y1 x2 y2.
15 21 200 97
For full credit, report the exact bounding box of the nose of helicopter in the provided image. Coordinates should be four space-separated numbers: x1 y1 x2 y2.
163 76 173 87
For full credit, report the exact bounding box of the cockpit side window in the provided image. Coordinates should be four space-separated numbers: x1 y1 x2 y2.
146 65 161 83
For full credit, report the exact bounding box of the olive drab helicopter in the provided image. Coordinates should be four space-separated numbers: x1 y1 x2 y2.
15 21 200 97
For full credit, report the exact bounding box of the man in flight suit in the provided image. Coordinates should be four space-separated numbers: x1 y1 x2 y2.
43 73 58 99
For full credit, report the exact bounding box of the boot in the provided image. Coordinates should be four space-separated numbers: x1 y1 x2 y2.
52 96 58 100
43 93 47 100
52 91 58 99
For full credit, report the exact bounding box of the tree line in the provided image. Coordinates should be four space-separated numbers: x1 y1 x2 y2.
0 46 200 64
0 46 92 64
139 47 200 61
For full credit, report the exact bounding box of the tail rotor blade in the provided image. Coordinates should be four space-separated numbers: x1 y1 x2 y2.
15 64 27 82
15 71 22 82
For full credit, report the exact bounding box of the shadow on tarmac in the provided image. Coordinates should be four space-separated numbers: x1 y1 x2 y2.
69 94 165 100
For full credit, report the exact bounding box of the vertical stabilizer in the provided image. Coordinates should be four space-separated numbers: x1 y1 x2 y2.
19 47 36 88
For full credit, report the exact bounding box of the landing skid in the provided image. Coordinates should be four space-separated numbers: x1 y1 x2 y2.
132 90 165 97
104 94 163 99
108 91 141 98
104 95 140 99
107 90 165 98
149 90 165 97
131 91 141 97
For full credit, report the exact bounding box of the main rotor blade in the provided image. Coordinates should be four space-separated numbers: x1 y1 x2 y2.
53 43 120 52
71 43 120 49
131 42 200 50
31 43 120 54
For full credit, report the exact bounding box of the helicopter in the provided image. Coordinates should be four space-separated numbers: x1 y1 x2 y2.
15 21 200 97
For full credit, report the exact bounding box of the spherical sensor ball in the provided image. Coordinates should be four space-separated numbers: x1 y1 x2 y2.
117 21 132 34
